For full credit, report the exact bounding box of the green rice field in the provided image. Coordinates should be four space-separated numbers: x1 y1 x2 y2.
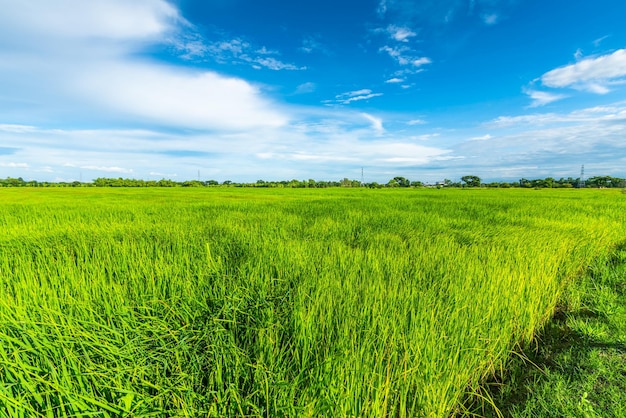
1 187 625 417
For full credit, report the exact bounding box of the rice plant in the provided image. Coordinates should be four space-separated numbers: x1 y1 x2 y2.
1 187 624 416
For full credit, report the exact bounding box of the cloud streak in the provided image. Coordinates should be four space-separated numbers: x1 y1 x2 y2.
186 37 305 71
361 113 385 134
524 89 568 107
374 0 514 26
333 89 384 105
385 25 417 42
379 46 432 69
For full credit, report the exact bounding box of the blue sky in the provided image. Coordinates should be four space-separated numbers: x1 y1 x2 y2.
1 0 626 183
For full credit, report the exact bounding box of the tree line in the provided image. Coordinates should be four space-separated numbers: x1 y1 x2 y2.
1 175 625 189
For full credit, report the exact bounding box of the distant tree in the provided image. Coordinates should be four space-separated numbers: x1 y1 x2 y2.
110 177 125 187
10 174 624 189
182 180 203 187
393 176 411 187
587 176 626 188
93 178 109 187
287 179 305 188
566 177 577 186
530 179 548 188
157 179 177 187
2 177 27 187
461 175 481 187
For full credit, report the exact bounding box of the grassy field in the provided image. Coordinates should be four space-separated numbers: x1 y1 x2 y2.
0 187 625 417
473 244 626 417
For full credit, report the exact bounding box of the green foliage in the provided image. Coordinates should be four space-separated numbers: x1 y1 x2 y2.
0 188 625 416
7 174 626 188
586 175 626 188
461 175 482 187
393 176 411 187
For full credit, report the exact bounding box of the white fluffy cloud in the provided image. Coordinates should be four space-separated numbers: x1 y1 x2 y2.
386 25 417 42
71 62 287 130
0 0 182 42
412 57 432 67
523 49 626 107
525 89 568 107
0 0 288 131
541 49 626 93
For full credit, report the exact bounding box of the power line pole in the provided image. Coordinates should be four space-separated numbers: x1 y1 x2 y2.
580 165 585 188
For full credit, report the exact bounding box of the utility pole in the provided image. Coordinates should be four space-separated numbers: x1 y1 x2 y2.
361 167 364 186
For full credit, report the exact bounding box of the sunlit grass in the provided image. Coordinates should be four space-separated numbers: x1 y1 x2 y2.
1 188 625 416
474 245 626 417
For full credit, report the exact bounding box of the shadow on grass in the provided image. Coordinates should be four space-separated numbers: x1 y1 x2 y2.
462 246 626 417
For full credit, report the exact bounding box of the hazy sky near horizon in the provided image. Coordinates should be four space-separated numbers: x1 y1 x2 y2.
1 0 626 183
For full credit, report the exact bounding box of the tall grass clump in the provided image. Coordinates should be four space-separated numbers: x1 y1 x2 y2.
0 187 625 416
